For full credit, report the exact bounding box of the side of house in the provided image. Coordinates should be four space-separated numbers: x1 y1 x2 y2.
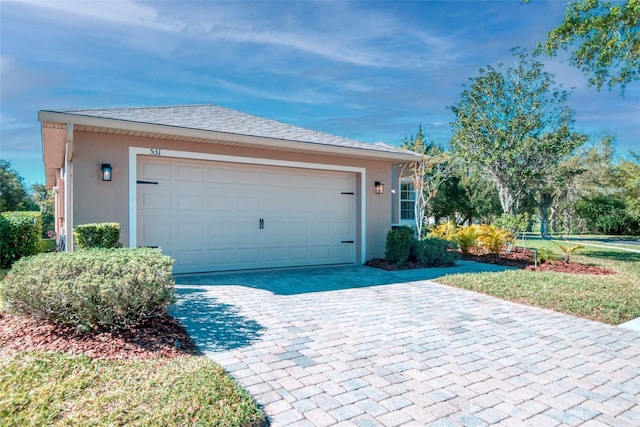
40 105 420 273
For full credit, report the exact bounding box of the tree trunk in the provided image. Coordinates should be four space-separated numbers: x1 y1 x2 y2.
538 192 553 238
496 181 515 214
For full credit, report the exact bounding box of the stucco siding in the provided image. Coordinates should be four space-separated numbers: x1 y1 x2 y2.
71 131 396 261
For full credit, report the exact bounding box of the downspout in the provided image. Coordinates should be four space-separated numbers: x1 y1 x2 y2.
64 123 74 251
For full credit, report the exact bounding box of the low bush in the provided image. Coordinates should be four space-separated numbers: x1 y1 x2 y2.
428 221 458 241
74 223 122 249
534 247 559 264
0 211 42 268
414 238 459 266
40 238 57 252
385 226 415 265
476 224 514 258
551 241 585 263
1 248 175 330
453 225 478 254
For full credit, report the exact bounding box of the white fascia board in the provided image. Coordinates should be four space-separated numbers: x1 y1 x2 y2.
39 111 421 163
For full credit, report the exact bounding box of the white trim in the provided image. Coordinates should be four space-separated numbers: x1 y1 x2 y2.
64 124 74 251
398 177 416 227
128 147 367 264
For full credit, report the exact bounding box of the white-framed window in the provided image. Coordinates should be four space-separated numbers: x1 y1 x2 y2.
400 179 415 221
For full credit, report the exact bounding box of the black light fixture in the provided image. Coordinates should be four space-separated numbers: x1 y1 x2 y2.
101 163 112 182
374 181 384 194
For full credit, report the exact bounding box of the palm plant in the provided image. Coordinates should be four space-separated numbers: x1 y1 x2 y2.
551 241 585 263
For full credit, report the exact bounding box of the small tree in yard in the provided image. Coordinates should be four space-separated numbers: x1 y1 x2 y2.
401 127 455 239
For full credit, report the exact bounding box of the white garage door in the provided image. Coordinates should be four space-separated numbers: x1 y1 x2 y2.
137 156 357 273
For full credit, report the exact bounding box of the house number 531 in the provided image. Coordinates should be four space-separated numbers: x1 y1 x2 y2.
150 148 161 156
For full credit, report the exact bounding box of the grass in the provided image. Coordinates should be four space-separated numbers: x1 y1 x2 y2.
0 351 266 427
437 239 640 325
0 267 265 427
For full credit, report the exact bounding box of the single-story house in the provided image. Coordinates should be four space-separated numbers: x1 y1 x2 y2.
39 105 421 274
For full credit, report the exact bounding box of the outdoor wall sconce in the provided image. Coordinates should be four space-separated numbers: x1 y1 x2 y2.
101 163 112 182
374 181 384 194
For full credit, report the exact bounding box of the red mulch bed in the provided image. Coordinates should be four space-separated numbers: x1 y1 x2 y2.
367 246 615 275
0 312 197 360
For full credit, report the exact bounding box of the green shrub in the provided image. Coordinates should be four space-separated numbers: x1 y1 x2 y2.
1 248 174 330
74 223 122 249
385 226 415 266
40 238 57 252
551 241 585 263
534 247 559 264
476 224 514 258
0 211 42 268
453 225 478 254
428 221 458 241
414 238 459 266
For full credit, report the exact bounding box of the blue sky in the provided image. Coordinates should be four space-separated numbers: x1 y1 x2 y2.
1 0 638 186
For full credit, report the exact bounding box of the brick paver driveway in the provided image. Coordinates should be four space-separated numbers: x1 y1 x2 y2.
171 263 640 426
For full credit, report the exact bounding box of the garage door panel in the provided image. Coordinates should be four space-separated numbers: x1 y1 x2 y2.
237 170 263 185
140 220 171 241
176 194 204 210
334 222 353 236
138 156 356 273
176 165 204 181
288 246 309 260
206 248 235 264
174 249 204 266
207 195 233 211
311 246 331 259
206 165 235 183
333 245 353 259
176 222 205 240
140 162 172 180
141 193 171 210
236 248 261 263
263 246 287 261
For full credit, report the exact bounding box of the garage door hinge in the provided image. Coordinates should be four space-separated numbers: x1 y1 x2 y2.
341 192 354 195
137 180 159 185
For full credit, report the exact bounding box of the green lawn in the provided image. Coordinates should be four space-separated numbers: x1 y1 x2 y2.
436 239 640 325
0 269 265 427
0 351 266 427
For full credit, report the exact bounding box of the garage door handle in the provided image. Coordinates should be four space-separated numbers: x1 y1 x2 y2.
259 218 264 229
341 240 354 243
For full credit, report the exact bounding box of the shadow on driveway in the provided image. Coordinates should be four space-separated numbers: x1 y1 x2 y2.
168 288 265 352
173 260 513 296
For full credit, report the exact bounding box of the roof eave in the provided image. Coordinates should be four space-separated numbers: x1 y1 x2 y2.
38 110 422 163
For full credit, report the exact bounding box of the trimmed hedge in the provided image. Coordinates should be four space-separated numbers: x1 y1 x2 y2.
414 238 459 266
74 223 122 249
1 248 175 330
384 226 415 266
0 211 42 268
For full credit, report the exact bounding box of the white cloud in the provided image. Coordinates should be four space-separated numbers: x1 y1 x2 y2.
10 0 182 32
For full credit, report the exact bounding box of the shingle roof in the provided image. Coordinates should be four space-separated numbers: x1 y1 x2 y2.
49 104 415 156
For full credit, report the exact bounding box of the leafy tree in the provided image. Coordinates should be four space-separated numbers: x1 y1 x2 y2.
31 183 55 238
0 160 38 212
611 151 640 223
538 0 640 92
450 48 587 217
431 170 502 225
575 195 638 234
401 126 455 238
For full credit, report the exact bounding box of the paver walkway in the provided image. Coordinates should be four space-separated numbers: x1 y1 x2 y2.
171 262 640 426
